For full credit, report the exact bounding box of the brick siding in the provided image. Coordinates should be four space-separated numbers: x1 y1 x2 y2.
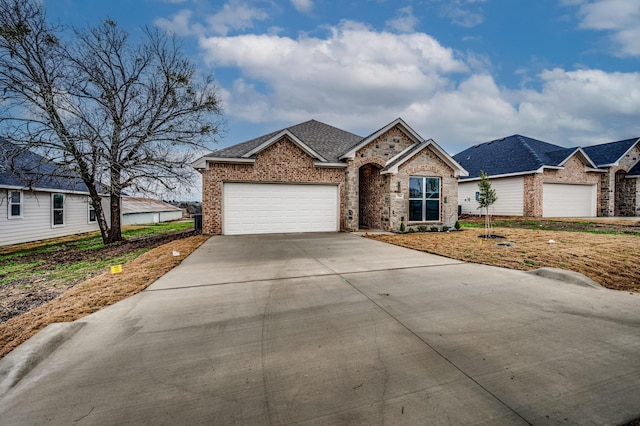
522 155 601 217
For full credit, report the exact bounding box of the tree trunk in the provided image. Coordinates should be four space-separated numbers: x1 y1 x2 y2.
106 166 124 244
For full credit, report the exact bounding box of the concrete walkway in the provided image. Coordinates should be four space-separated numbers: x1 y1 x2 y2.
1 233 639 425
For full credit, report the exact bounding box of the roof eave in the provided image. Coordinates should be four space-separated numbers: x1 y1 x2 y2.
191 157 256 170
0 183 106 196
460 168 545 182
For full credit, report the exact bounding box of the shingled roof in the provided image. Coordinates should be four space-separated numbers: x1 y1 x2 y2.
204 120 364 163
453 135 586 180
0 139 91 193
582 137 640 167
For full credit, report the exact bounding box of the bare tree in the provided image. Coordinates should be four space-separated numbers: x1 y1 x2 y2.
0 0 223 244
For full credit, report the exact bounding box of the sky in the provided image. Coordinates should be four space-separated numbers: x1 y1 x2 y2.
45 0 640 157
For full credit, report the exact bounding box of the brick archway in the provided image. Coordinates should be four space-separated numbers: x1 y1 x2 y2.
359 163 384 229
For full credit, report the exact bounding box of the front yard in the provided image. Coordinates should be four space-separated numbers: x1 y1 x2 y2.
369 219 640 293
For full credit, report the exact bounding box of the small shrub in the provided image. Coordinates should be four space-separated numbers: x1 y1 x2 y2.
399 222 406 233
407 227 416 233
454 221 461 231
430 226 439 232
417 225 429 232
442 226 450 232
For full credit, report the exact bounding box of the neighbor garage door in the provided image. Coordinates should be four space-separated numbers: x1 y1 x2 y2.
543 183 596 217
223 183 339 235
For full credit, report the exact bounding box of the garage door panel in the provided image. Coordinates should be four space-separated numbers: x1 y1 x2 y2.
223 183 339 235
543 184 596 217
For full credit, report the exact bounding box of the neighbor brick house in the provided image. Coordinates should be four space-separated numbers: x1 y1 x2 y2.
193 118 468 235
454 135 604 217
583 137 640 216
455 134 640 218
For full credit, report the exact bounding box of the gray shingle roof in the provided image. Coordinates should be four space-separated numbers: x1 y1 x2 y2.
453 135 577 180
582 137 639 166
0 139 91 193
206 120 363 163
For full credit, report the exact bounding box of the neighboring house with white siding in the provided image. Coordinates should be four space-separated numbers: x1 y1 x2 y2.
454 135 604 218
0 139 110 247
122 197 182 225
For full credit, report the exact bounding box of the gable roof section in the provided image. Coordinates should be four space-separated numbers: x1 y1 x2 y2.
339 118 421 160
382 139 468 176
627 160 640 178
454 135 599 181
0 139 92 193
582 137 640 167
193 120 363 168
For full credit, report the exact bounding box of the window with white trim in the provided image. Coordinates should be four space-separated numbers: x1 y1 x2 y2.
52 193 64 226
88 198 97 223
409 176 441 222
8 190 22 219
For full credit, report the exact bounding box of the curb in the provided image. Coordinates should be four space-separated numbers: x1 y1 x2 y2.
0 322 85 396
527 267 603 289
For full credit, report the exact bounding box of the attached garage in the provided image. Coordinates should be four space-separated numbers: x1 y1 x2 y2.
543 184 597 217
223 183 339 235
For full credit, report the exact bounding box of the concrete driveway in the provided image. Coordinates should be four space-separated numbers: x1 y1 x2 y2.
1 233 639 425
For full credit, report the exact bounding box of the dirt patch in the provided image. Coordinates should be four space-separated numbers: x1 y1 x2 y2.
369 227 640 293
0 230 198 323
0 234 209 359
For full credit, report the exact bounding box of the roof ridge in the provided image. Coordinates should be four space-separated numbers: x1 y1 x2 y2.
515 135 545 167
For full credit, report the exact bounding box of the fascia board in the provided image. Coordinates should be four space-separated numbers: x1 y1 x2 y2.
192 157 256 170
460 169 543 182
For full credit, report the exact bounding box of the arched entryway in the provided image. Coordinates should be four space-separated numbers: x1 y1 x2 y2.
359 163 384 229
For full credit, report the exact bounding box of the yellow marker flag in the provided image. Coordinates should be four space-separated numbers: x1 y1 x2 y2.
110 265 123 274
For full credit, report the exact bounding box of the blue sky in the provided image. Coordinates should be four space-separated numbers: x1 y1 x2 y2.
46 0 640 156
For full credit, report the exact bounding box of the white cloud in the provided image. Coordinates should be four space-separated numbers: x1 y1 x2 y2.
571 0 640 56
199 19 640 152
385 6 419 33
433 0 485 28
291 0 313 13
154 9 196 36
207 0 269 36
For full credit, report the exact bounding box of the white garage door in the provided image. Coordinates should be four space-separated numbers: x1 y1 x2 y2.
543 184 596 217
223 183 339 235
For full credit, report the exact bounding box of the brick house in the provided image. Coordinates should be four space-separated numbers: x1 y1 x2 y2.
192 118 468 235
454 135 604 217
583 138 640 216
454 134 640 218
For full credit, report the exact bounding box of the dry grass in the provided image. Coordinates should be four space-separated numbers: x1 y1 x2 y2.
0 235 209 359
369 228 640 293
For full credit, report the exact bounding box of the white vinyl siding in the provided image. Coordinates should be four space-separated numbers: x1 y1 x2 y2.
223 183 339 235
458 177 524 216
543 184 596 217
0 190 108 247
122 210 182 225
